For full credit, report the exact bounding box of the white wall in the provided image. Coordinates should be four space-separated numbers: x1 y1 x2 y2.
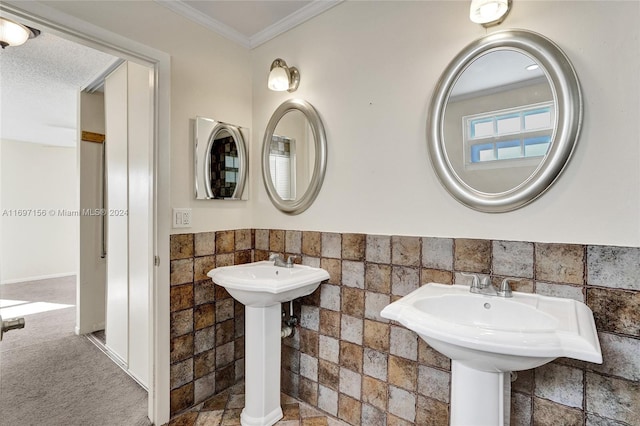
0 140 78 283
39 1 640 247
251 1 640 247
40 0 253 235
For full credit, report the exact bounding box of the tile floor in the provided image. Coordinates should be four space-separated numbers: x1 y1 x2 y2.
168 382 349 426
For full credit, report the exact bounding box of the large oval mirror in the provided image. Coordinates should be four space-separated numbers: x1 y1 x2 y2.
194 117 248 200
262 99 327 214
427 30 582 212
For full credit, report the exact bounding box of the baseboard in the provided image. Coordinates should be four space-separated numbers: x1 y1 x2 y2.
1 272 76 285
76 321 105 335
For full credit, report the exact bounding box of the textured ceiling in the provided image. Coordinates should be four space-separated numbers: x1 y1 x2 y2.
0 31 117 147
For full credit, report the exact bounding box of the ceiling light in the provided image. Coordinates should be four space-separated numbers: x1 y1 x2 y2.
0 17 40 49
526 64 540 71
469 0 511 27
268 58 300 92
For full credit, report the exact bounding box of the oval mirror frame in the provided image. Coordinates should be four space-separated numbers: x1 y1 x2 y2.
262 99 327 214
204 122 247 199
195 117 248 200
427 29 582 212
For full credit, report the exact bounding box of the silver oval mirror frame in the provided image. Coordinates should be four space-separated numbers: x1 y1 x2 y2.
428 29 582 212
262 99 327 214
195 117 248 200
204 123 247 199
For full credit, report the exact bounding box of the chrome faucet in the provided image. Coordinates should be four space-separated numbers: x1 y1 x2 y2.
462 273 497 296
462 273 513 298
269 253 298 268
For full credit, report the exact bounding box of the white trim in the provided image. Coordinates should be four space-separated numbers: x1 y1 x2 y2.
75 321 105 336
0 2 171 424
153 0 250 48
153 0 343 49
83 57 126 93
250 0 342 48
1 272 76 285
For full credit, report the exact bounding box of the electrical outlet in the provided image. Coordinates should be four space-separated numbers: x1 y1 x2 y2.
172 208 192 228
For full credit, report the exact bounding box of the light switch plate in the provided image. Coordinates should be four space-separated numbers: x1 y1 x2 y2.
173 208 192 228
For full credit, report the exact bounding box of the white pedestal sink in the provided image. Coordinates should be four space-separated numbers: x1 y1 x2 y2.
208 261 329 426
381 283 602 426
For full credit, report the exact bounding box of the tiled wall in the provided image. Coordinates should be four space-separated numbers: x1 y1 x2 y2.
169 229 253 415
170 229 640 425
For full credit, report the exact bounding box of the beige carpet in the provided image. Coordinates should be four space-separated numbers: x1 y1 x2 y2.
0 276 150 426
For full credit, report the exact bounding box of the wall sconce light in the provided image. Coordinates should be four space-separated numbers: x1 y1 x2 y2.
268 58 300 92
469 0 511 27
0 17 40 49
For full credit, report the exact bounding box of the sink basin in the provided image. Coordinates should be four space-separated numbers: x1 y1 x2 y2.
381 283 601 372
381 283 602 425
207 260 329 307
412 295 558 333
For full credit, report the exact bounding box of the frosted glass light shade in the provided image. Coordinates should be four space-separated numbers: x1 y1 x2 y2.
267 58 300 92
268 67 290 92
0 18 30 48
470 0 510 26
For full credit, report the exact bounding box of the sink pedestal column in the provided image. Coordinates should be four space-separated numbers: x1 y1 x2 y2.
450 361 511 426
241 304 283 426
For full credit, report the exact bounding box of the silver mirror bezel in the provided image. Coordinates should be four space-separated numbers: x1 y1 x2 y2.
427 29 582 212
262 99 327 214
195 118 248 200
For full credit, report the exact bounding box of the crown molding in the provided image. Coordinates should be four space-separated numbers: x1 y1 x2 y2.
249 0 343 48
153 0 251 48
154 0 343 50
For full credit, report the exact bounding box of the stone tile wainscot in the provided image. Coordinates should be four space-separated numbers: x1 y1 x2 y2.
170 230 640 425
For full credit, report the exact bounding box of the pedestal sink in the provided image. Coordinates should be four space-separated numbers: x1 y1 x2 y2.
381 283 602 426
208 260 329 426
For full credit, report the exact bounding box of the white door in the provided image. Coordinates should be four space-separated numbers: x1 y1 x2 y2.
104 61 152 387
105 63 129 364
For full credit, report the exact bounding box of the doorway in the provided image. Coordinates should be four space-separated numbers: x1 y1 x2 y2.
0 2 171 424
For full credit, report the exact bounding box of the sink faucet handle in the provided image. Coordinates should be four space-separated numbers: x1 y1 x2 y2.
498 278 514 298
286 255 298 266
461 272 480 288
480 276 491 288
269 253 283 261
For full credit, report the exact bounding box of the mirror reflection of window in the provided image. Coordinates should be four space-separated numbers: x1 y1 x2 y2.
210 133 239 198
464 101 555 167
269 135 296 200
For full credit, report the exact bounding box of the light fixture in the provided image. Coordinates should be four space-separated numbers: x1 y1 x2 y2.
526 63 540 71
268 58 300 92
0 17 40 49
469 0 511 27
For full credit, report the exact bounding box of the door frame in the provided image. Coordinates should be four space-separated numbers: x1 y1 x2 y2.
0 2 171 424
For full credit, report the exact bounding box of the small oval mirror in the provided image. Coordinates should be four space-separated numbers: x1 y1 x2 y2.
262 99 327 214
195 117 248 200
428 30 582 212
